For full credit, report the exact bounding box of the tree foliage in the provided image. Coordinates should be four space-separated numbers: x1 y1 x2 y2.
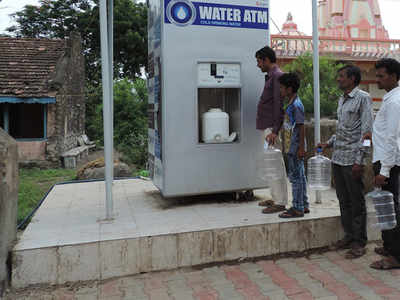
7 0 148 83
87 79 148 167
283 53 344 117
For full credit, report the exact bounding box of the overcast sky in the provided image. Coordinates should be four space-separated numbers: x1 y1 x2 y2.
1 0 400 39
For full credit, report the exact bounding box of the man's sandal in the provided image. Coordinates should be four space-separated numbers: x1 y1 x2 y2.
278 207 304 218
374 247 389 257
370 257 400 270
333 239 353 250
262 204 286 214
345 247 366 259
259 199 275 207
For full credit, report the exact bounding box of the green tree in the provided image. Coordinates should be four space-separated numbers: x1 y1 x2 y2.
114 78 148 167
283 53 344 117
7 0 147 83
89 79 148 168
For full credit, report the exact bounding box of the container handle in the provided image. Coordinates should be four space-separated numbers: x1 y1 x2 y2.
214 134 222 142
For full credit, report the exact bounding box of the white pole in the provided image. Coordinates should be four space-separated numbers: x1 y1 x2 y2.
100 0 114 218
266 0 270 46
312 0 322 204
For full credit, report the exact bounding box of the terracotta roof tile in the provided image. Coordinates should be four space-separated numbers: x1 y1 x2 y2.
0 37 66 98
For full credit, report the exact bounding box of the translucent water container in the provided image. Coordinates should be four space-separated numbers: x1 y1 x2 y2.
307 147 331 190
365 188 397 231
257 142 285 182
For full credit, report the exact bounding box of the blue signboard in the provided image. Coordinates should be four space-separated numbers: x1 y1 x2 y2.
165 0 268 30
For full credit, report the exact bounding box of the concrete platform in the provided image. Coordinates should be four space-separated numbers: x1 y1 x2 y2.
11 178 379 288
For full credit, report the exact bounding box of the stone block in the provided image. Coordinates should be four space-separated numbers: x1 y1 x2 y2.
151 235 178 270
138 237 153 273
247 225 266 257
76 161 131 180
280 221 309 253
100 238 140 280
58 242 100 284
264 223 280 256
309 217 342 249
279 218 342 253
62 146 89 169
0 128 18 289
177 231 214 267
177 232 194 267
12 248 58 288
64 156 77 169
213 227 247 262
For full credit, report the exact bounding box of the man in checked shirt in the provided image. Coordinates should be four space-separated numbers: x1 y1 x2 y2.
319 65 373 259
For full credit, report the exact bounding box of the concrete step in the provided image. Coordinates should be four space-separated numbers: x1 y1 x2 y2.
11 179 380 289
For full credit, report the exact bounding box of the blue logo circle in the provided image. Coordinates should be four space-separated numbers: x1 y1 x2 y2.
166 0 196 26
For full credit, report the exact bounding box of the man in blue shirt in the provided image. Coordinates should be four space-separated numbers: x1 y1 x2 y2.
277 73 309 218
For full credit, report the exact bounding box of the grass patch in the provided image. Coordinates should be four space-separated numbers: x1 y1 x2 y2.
18 168 76 226
133 169 149 178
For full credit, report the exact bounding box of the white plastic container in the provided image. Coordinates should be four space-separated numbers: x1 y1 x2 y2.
307 148 332 190
257 142 285 182
365 188 397 231
202 108 229 143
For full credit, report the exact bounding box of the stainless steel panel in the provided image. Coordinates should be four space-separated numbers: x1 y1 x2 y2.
149 0 269 196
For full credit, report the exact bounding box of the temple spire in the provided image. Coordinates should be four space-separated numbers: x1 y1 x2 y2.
318 0 389 39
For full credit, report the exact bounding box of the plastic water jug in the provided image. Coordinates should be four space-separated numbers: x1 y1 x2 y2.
257 142 285 182
307 147 331 190
365 188 397 231
202 108 229 143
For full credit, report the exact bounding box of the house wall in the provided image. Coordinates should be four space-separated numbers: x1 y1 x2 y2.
37 32 86 166
45 103 59 164
17 141 46 161
56 32 86 157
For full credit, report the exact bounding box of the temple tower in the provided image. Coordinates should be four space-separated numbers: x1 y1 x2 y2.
318 0 389 39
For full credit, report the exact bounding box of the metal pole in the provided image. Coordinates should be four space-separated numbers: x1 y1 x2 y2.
100 0 114 219
108 0 114 180
312 0 322 204
266 0 270 46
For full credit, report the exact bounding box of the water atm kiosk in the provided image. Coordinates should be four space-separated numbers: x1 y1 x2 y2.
148 0 270 197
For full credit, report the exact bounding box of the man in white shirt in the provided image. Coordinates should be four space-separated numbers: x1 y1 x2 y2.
370 58 400 270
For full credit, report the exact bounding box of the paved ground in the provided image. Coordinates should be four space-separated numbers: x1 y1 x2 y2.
5 241 400 300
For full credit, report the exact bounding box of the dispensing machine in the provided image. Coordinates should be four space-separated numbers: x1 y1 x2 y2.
148 0 269 197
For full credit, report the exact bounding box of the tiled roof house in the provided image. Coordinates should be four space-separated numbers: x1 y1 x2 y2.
0 32 86 166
